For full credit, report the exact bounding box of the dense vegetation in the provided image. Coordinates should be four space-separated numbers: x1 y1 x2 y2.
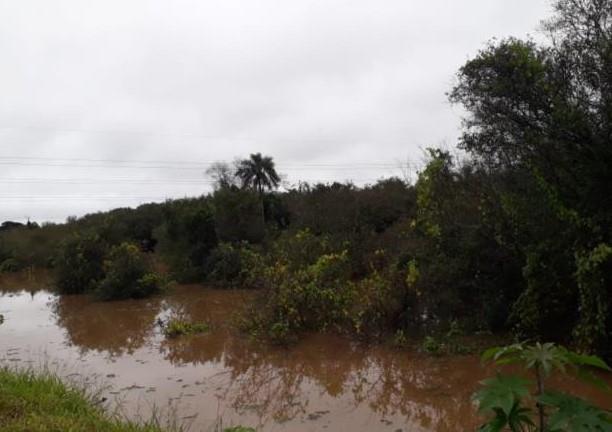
0 1 611 357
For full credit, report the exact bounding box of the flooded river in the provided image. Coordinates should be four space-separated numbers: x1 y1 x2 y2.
1 272 610 431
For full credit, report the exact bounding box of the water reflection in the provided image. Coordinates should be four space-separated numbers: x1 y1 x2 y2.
3 283 610 432
53 295 162 356
0 270 51 295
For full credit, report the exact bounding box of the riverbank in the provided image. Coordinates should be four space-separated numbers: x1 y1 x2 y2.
0 367 169 432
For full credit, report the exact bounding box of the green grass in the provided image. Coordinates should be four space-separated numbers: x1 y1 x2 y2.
163 319 210 338
0 367 170 432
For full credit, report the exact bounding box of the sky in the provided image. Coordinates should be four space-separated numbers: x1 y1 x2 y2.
0 0 551 223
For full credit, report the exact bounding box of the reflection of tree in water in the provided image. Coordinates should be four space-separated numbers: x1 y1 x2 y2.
53 295 162 356
217 341 483 430
158 308 484 432
350 351 486 431
0 270 52 295
157 289 251 366
146 289 483 430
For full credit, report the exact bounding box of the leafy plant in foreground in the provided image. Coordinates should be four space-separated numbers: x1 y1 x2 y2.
474 342 612 431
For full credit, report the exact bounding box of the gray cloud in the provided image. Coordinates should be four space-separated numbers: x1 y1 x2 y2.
0 0 551 222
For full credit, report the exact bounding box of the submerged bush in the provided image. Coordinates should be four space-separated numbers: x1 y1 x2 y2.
95 243 164 300
242 249 354 344
205 242 266 288
0 257 22 273
163 318 209 338
155 198 218 282
55 234 107 295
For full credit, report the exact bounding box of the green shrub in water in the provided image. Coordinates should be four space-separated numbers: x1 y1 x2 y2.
241 249 354 344
205 242 266 288
0 258 22 273
55 234 107 295
163 318 209 338
95 243 164 300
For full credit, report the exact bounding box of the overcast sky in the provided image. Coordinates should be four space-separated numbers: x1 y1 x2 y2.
0 0 551 222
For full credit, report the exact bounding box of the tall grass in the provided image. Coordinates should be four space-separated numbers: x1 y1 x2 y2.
0 366 181 432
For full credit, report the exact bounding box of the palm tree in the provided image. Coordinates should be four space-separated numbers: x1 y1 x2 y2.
235 153 281 194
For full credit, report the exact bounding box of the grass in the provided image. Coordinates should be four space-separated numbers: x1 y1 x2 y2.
163 318 210 338
0 367 257 432
0 367 171 432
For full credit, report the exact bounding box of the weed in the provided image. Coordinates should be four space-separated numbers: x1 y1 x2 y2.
163 319 209 338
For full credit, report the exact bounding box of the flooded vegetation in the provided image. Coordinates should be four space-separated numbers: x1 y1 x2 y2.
2 1 612 430
1 274 610 431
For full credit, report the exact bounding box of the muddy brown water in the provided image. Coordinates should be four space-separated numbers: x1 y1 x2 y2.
1 272 610 431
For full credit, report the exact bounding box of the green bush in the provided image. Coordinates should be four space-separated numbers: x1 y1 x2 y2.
163 319 209 338
350 269 400 337
155 198 218 282
205 242 265 288
213 188 265 243
0 258 22 273
95 243 164 300
241 249 354 344
55 234 107 295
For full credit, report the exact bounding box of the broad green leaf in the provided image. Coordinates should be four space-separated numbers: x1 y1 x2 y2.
482 347 503 362
575 368 612 392
567 352 612 372
478 410 508 432
474 374 531 415
538 391 612 431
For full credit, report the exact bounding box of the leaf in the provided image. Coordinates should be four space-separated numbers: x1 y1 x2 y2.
538 391 612 432
567 352 612 372
478 411 508 432
482 343 524 365
575 368 612 392
508 406 535 431
473 374 531 415
482 346 503 362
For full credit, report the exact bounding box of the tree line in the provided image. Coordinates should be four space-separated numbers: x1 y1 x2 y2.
1 0 610 357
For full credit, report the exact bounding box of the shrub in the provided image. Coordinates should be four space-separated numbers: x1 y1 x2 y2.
55 234 107 295
206 243 243 285
0 258 22 273
241 250 354 344
95 243 164 300
155 198 218 282
351 270 398 337
213 188 265 243
163 319 209 338
205 242 266 288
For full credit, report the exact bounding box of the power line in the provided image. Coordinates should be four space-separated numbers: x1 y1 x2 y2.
0 155 422 168
0 160 417 171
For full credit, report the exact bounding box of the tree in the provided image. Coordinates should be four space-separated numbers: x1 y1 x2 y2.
449 0 612 353
205 161 239 190
235 153 281 194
